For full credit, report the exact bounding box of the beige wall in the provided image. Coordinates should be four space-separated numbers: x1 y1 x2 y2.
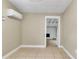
61 0 77 58
3 0 77 58
22 13 62 45
2 0 21 56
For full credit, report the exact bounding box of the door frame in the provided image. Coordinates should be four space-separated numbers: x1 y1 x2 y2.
45 16 61 48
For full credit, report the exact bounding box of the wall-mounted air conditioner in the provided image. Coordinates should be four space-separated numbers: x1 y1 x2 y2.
7 9 23 20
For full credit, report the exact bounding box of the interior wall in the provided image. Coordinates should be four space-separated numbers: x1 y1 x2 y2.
47 27 57 39
2 0 21 56
61 0 77 58
22 13 62 45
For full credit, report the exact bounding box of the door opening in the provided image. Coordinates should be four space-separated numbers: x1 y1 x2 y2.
45 16 60 47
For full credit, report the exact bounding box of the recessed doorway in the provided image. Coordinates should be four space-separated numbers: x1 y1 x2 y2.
45 16 60 47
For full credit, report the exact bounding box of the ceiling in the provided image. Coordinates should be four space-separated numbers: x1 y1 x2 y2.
9 0 72 13
47 18 58 27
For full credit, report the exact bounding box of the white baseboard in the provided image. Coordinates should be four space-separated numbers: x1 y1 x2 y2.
3 45 75 59
2 45 46 59
20 45 46 48
3 46 21 59
60 45 75 59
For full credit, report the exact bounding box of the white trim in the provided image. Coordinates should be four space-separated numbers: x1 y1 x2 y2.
45 16 61 47
60 45 75 59
3 46 21 59
2 45 46 59
45 16 47 47
20 45 46 48
57 16 61 47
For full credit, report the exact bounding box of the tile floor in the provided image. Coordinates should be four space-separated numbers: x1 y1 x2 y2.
6 42 70 59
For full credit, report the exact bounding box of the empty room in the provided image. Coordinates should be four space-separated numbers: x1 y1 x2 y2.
2 0 77 59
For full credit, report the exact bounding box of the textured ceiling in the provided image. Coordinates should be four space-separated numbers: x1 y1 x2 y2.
9 0 72 13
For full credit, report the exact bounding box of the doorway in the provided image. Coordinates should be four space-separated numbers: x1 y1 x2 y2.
45 16 60 47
